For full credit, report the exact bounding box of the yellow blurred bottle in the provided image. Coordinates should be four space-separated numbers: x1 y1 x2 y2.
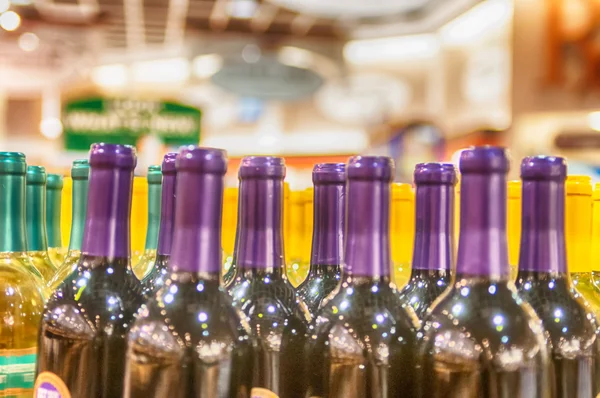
507 180 522 281
222 187 238 277
391 183 415 288
287 187 312 287
591 183 600 292
566 175 600 318
133 166 162 280
286 190 305 287
130 176 148 267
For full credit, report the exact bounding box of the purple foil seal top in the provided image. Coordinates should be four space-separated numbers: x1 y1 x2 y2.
313 162 346 184
344 156 393 277
88 143 136 169
311 163 346 266
456 146 510 278
414 163 457 185
238 156 285 179
162 152 177 174
157 152 178 256
82 143 136 258
169 147 227 273
235 156 285 269
519 156 567 273
412 163 456 271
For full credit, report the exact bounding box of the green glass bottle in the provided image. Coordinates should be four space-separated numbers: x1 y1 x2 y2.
46 173 66 267
48 160 89 291
25 166 57 284
133 165 162 280
0 152 45 397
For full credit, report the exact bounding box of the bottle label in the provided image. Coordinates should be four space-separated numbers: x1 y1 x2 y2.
251 387 279 398
0 348 36 396
33 372 72 398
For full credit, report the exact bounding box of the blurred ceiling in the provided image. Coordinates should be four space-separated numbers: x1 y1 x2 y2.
5 0 481 50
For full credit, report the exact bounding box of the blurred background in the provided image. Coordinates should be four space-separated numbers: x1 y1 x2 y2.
1 0 599 186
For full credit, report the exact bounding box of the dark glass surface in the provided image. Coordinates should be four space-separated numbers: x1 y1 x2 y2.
419 276 552 398
142 253 169 297
398 269 451 320
222 259 236 289
516 271 600 397
125 272 251 398
305 275 419 398
228 267 311 398
37 256 144 397
296 264 341 316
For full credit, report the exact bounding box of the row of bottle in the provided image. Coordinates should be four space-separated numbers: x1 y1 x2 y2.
3 144 600 397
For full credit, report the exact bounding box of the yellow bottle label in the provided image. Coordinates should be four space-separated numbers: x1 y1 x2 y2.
34 372 72 398
251 387 279 398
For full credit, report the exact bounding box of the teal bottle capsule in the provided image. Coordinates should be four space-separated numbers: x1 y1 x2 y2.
46 173 65 267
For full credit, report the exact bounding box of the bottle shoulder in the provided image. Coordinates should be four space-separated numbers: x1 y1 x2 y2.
516 277 599 354
0 260 45 308
313 283 420 337
421 281 549 365
42 264 144 336
130 281 249 356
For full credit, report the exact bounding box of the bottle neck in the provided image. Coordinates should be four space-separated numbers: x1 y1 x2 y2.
311 183 345 268
0 174 27 252
82 166 133 259
170 171 222 273
68 176 89 252
344 179 390 278
519 180 566 273
26 182 48 252
235 178 284 272
456 173 509 279
157 172 176 256
144 181 161 251
46 187 62 248
412 183 454 271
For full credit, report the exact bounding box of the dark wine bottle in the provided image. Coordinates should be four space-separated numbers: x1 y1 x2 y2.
35 143 144 398
124 146 251 398
142 152 177 295
398 163 455 320
305 156 420 398
296 163 345 316
418 146 552 398
227 156 311 398
515 156 600 397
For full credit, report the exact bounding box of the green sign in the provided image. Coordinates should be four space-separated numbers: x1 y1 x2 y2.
62 98 201 151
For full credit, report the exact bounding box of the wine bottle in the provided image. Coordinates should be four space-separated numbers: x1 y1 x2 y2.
0 152 45 397
305 156 420 398
46 173 66 267
391 183 415 288
296 163 345 316
285 190 304 283
124 146 250 397
418 147 551 397
35 143 144 398
297 187 314 286
133 165 162 280
398 163 455 320
566 176 600 318
141 153 176 294
515 156 600 397
26 166 57 283
507 180 522 281
48 160 89 290
227 156 311 398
